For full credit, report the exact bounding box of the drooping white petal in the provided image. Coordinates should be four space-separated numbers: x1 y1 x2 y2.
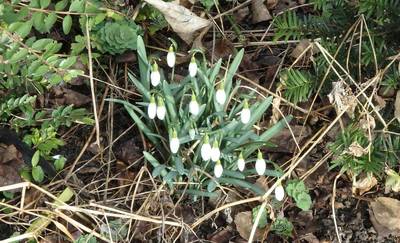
216 89 226 105
150 70 160 87
156 105 166 120
148 102 157 119
274 184 285 201
201 143 212 161
255 158 266 175
188 62 197 77
189 100 200 115
167 51 176 68
214 162 223 178
240 108 251 124
211 145 220 162
170 137 180 154
237 158 245 171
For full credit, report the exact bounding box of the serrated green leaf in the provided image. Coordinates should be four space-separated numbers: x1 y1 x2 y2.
62 15 72 34
69 0 85 12
32 166 44 183
45 13 57 32
40 0 51 8
252 205 268 228
9 20 33 38
55 0 69 11
31 150 40 167
59 56 76 69
9 48 29 64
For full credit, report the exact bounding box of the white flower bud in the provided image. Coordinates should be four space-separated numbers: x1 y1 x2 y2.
237 152 245 171
274 183 285 201
150 62 160 87
189 128 196 139
255 151 266 175
211 140 220 162
240 99 251 124
188 55 197 77
214 161 223 178
156 97 166 120
216 84 226 105
170 130 180 154
189 94 200 116
147 95 157 119
201 135 211 161
166 45 175 68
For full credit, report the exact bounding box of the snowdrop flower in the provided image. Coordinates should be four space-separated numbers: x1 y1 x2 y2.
237 152 245 171
189 93 200 116
188 55 197 77
166 45 175 68
211 140 221 162
274 183 285 201
150 62 161 87
156 96 166 120
201 135 212 161
169 129 180 154
216 83 226 105
214 160 223 178
240 99 251 124
147 95 157 119
255 150 266 175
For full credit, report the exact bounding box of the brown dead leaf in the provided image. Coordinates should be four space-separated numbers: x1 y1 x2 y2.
394 90 400 122
208 228 233 242
328 80 357 118
352 174 377 195
0 144 24 190
369 197 400 236
52 86 91 107
0 144 20 163
234 7 250 22
251 0 272 23
144 0 211 44
234 211 264 241
291 39 317 61
205 38 234 61
345 141 368 157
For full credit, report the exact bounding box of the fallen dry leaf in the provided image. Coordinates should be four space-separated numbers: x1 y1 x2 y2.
52 86 91 107
328 80 357 118
394 90 400 122
251 0 272 23
0 144 24 190
369 197 400 237
208 227 233 242
144 0 211 44
234 211 264 241
352 173 377 195
291 39 317 61
345 141 368 157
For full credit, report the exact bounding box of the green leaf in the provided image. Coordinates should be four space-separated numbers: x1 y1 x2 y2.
225 49 244 94
296 192 312 211
31 150 40 167
63 15 72 34
9 48 29 64
45 13 57 32
59 56 77 69
69 0 85 12
32 38 53 50
33 65 49 77
32 12 46 32
55 0 69 11
32 166 44 183
54 157 66 171
152 165 167 177
252 205 268 228
40 0 51 8
9 20 33 38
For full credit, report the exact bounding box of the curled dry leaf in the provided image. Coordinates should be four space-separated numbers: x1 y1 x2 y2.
234 211 264 241
290 39 318 61
251 0 272 23
328 80 357 118
369 197 400 236
270 96 281 125
352 173 377 195
359 114 376 132
344 141 368 157
144 0 211 44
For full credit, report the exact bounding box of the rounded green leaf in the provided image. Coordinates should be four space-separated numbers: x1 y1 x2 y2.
45 13 57 32
32 166 44 183
40 0 51 9
31 150 40 167
9 20 33 38
55 0 69 11
9 48 29 64
63 15 72 34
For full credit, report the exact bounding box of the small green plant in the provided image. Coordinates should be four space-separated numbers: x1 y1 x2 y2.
280 69 314 104
92 20 141 55
111 36 291 197
271 217 294 237
285 179 312 211
252 205 269 228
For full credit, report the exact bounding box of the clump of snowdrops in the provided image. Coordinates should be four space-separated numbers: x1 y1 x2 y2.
112 37 291 198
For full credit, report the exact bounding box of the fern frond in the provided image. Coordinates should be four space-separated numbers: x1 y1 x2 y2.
280 69 313 104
